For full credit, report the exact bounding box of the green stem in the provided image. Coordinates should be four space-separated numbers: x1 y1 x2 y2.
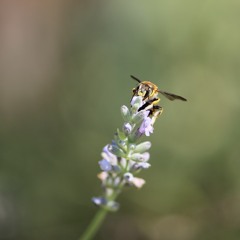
79 208 108 240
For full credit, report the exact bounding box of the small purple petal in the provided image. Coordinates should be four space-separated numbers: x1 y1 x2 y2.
99 159 112 171
139 117 154 136
123 173 146 188
92 197 106 206
132 177 145 188
133 162 151 169
142 152 150 161
97 172 108 181
103 145 116 158
102 145 117 165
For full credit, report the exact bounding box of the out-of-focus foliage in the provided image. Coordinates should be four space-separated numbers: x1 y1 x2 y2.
1 0 240 239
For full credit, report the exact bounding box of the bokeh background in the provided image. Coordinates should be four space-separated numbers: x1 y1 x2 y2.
1 0 240 239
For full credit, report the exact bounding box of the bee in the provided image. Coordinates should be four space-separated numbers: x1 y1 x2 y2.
131 75 187 124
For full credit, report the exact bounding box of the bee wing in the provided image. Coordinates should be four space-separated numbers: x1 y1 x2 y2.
158 90 187 101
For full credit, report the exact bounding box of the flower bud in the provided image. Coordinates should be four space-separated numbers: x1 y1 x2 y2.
134 141 151 153
121 105 131 122
131 96 143 113
132 111 147 124
130 152 149 162
114 139 127 151
116 129 127 141
106 201 120 211
108 144 125 157
124 172 134 182
131 96 143 107
122 123 132 135
129 144 136 151
132 162 151 170
105 188 114 197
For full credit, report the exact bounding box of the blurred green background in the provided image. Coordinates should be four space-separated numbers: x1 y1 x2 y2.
1 0 240 239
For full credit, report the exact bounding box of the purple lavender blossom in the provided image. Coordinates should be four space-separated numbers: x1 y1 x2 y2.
93 89 161 210
98 159 112 172
139 116 154 136
92 197 106 206
132 162 151 170
141 152 150 161
101 145 117 165
123 173 146 188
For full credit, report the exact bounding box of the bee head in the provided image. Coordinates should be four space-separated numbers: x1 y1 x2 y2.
137 83 151 98
131 75 159 100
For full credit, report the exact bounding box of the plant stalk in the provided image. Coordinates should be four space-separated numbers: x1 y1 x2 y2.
79 208 108 240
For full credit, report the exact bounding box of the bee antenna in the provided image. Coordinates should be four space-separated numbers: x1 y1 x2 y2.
130 75 141 83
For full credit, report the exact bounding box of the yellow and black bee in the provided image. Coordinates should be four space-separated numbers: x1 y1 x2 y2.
131 75 187 124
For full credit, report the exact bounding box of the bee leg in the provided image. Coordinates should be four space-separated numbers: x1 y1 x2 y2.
150 105 163 124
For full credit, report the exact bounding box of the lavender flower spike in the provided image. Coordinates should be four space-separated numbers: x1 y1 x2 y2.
92 95 161 210
80 78 187 240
